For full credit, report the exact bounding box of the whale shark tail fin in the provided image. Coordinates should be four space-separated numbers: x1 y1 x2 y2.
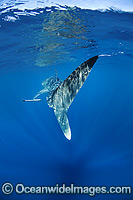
54 108 71 140
52 56 99 139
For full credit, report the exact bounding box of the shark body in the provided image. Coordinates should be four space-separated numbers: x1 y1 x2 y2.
23 56 99 140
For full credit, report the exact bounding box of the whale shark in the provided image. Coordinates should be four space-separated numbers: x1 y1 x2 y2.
23 56 99 140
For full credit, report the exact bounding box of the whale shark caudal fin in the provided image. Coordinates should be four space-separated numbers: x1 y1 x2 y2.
23 56 99 140
51 56 99 140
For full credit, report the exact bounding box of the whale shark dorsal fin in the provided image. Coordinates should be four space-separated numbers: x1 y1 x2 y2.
52 56 99 139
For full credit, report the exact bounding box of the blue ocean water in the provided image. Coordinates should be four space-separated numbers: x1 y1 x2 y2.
0 3 133 200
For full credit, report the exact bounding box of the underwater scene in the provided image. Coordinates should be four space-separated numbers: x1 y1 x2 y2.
0 0 133 200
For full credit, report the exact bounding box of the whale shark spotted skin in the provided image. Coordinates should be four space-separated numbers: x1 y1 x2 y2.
23 56 99 140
